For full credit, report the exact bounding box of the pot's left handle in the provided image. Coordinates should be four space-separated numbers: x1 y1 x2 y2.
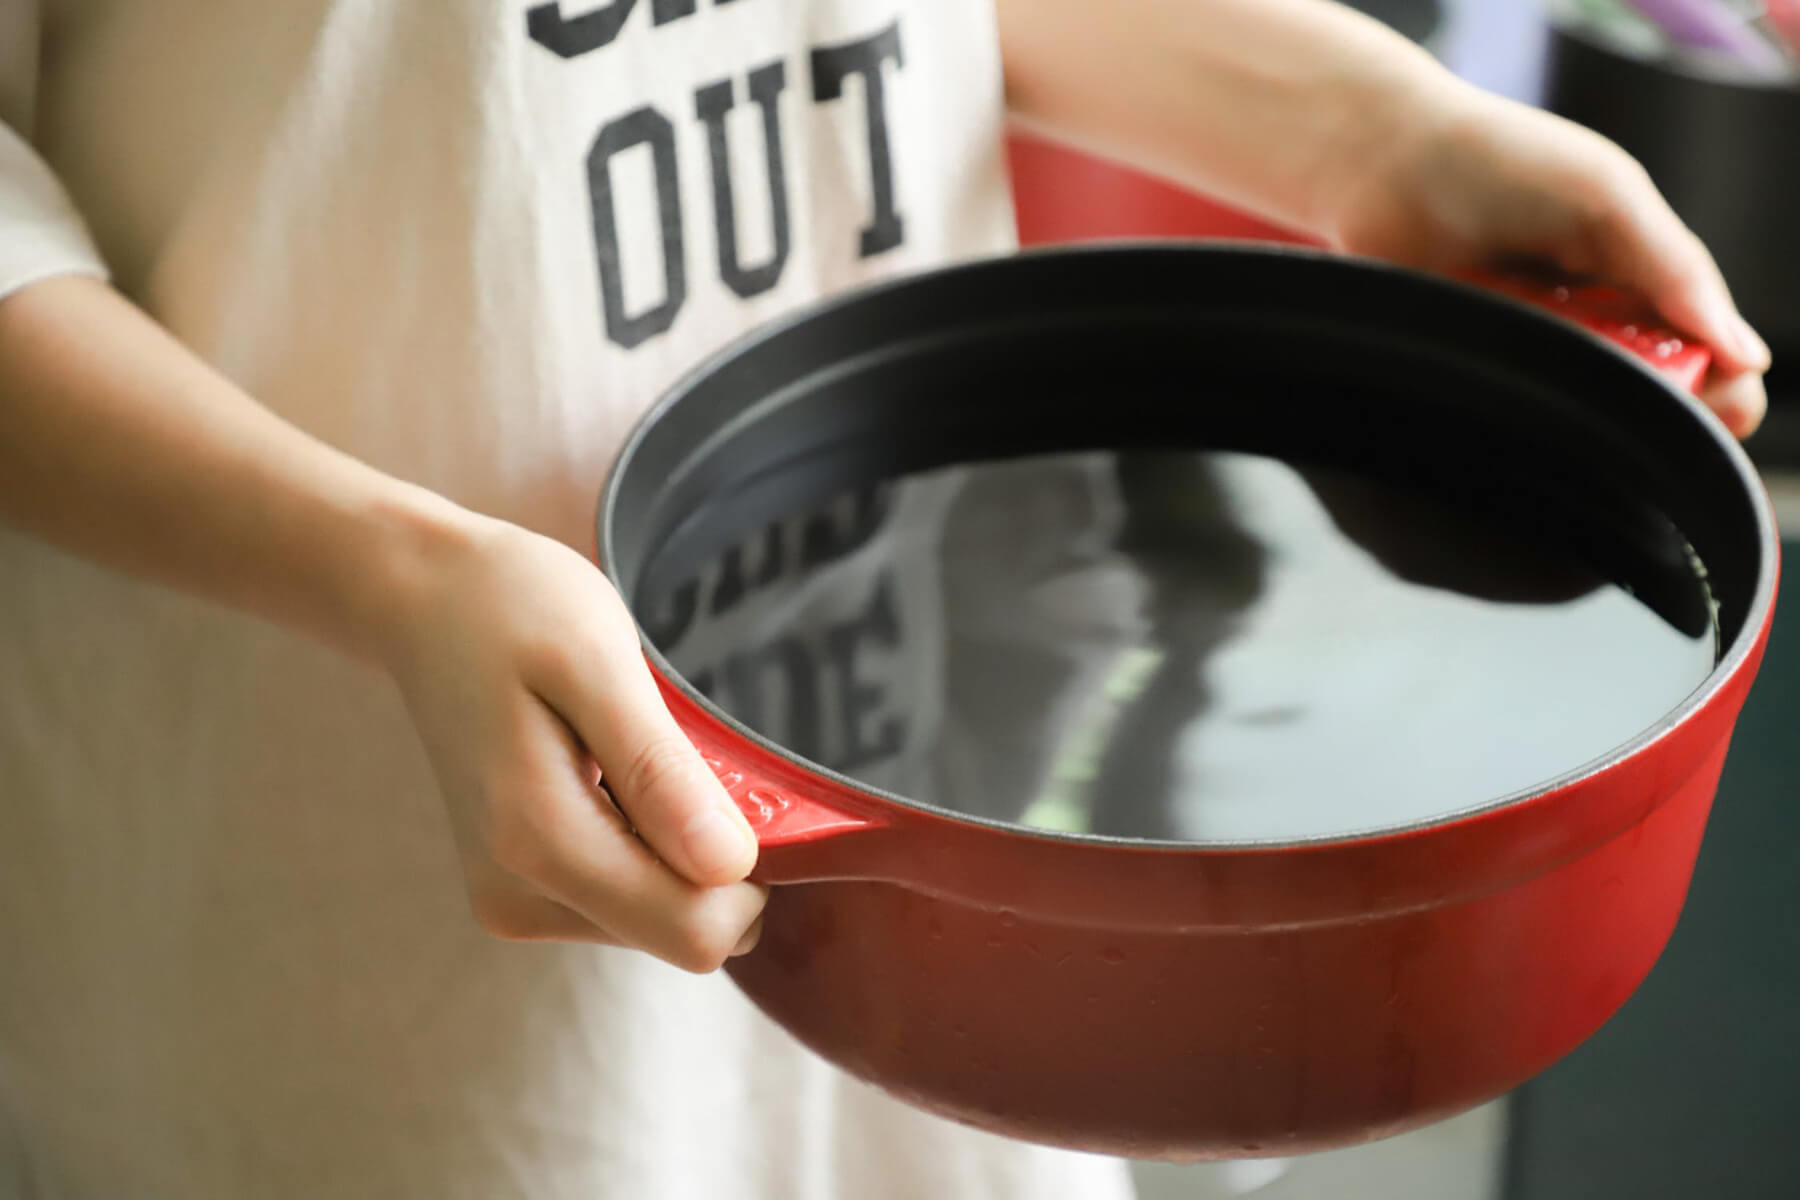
653 669 892 885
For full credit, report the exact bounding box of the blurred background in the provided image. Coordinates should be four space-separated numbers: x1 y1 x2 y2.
1001 2 1800 1197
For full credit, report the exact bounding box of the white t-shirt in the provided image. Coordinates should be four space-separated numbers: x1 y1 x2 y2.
0 3 1134 1197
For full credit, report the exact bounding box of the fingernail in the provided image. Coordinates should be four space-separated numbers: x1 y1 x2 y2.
1736 318 1772 371
682 807 754 877
731 919 764 958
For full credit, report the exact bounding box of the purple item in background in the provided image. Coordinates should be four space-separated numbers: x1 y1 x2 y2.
1624 0 1792 68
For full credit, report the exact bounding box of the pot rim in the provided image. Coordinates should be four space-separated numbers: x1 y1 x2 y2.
599 240 1781 853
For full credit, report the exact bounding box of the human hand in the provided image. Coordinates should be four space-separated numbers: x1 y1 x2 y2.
1324 84 1771 436
381 514 765 969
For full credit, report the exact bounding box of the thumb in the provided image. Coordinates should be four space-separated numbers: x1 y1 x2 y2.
531 599 759 889
1586 165 1771 377
1578 166 1770 436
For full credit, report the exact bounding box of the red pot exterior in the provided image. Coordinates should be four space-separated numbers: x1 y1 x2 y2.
665 593 1773 1158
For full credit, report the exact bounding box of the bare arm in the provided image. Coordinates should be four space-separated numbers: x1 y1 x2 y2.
0 276 464 662
0 275 764 967
996 0 1443 237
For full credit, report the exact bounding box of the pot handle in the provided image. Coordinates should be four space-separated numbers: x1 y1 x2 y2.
653 670 892 884
1467 269 1714 394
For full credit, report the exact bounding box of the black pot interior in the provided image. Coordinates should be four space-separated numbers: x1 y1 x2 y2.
602 245 1772 842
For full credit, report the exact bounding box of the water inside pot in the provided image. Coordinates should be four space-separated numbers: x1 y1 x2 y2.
641 449 1718 842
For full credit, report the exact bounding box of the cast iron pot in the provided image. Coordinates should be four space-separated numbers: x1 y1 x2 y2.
597 244 1778 1160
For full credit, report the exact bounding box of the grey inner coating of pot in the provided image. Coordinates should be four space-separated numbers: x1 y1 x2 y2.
648 449 1718 843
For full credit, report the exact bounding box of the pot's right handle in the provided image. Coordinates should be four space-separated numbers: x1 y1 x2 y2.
1465 269 1714 394
653 670 893 885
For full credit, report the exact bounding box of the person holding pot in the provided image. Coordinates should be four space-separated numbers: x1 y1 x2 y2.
0 0 1771 1196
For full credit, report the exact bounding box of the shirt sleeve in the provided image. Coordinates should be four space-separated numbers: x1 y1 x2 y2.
0 1 108 303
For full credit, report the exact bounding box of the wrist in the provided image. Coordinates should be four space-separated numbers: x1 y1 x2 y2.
331 481 497 670
1305 52 1472 242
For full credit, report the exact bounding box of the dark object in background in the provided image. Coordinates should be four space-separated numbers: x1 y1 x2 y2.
1354 0 1444 44
1544 26 1800 361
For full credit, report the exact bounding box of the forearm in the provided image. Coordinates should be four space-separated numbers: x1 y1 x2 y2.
0 275 479 665
997 0 1462 237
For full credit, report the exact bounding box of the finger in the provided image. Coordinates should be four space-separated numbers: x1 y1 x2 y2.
472 879 763 957
1697 368 1769 439
495 706 768 973
467 880 625 945
1582 158 1771 375
733 911 766 957
527 590 759 888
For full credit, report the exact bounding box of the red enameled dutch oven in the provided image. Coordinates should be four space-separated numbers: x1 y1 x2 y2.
597 244 1779 1160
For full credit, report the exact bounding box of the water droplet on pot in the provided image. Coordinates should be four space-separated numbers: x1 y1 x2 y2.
1100 946 1125 965
927 918 944 940
998 911 1018 928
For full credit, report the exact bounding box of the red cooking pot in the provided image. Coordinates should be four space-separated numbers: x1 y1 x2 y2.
598 244 1778 1160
